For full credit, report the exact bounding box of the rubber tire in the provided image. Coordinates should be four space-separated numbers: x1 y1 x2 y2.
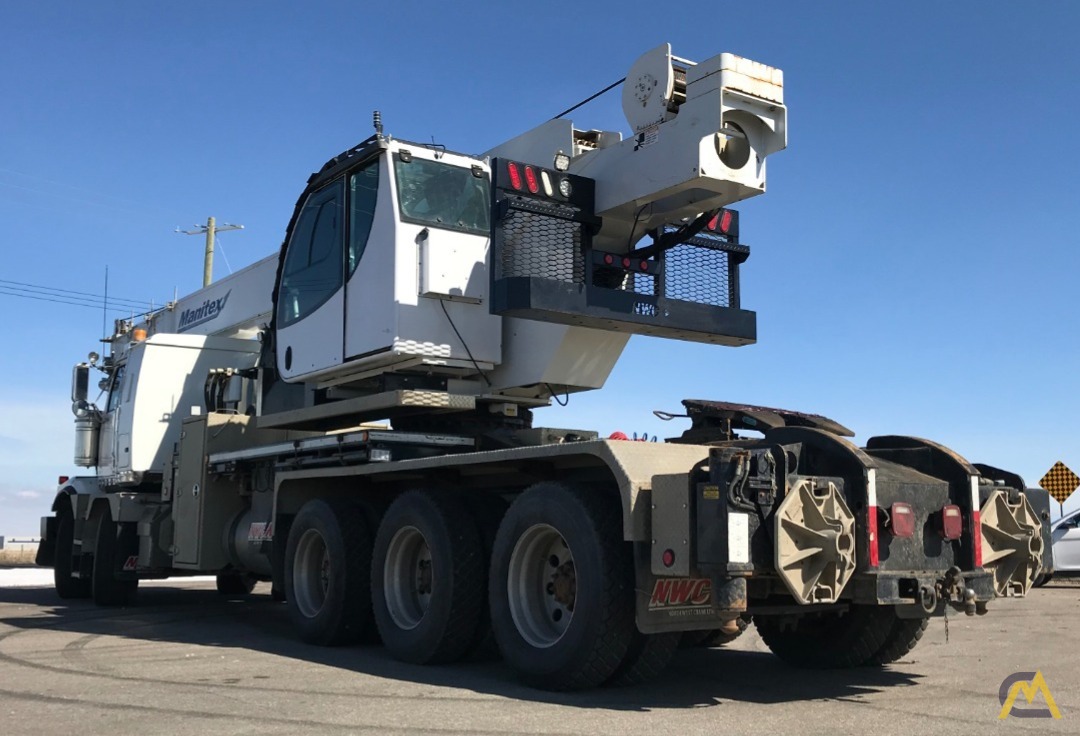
1033 572 1053 588
607 632 680 687
54 511 91 599
489 482 635 691
754 606 894 669
216 572 258 595
91 514 137 607
866 615 929 666
284 499 373 646
371 490 485 664
462 492 509 659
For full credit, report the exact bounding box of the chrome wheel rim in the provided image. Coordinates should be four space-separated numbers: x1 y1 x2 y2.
293 528 330 618
384 526 432 630
507 524 575 648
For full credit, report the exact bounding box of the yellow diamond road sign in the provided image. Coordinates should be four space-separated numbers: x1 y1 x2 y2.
1039 461 1080 505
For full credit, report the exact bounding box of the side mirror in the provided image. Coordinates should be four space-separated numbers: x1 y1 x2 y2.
71 363 90 403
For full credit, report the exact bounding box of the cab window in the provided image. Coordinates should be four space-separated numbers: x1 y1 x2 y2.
106 364 126 412
349 160 379 276
394 156 489 236
278 180 345 327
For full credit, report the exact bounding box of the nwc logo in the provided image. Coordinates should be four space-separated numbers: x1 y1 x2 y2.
649 578 712 609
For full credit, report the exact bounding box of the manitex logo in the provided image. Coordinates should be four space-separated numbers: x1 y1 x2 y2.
998 671 1061 719
178 291 230 332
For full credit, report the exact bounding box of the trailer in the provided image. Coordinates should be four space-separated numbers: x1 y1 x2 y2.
37 43 1049 690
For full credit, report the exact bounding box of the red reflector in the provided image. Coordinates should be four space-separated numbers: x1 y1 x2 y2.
941 505 963 541
973 509 983 567
889 502 915 538
58 475 70 485
662 549 676 568
603 253 614 265
524 166 539 194
507 162 523 190
719 210 733 233
622 257 631 269
707 212 719 231
868 506 879 567
639 260 649 271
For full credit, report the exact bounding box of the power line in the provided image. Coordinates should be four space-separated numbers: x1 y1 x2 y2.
0 278 153 309
0 287 156 314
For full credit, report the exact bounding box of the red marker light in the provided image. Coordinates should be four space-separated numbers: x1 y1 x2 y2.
524 166 540 194
662 549 676 567
507 162 523 190
603 254 614 265
719 210 733 233
622 257 631 269
639 260 649 271
707 213 719 231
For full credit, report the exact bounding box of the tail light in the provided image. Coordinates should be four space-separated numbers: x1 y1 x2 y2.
507 162 523 190
58 475 70 485
524 166 540 194
941 505 963 541
888 502 915 538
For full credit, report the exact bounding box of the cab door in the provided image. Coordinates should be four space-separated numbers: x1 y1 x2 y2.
276 180 346 380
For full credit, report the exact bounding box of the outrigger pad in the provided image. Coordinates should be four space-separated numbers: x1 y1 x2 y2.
681 399 855 439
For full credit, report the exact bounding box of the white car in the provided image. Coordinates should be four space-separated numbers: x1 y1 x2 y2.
1036 508 1080 584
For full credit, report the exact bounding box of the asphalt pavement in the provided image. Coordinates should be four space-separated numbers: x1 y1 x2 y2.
1 575 1078 735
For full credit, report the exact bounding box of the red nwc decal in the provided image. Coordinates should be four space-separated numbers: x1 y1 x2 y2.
649 578 711 607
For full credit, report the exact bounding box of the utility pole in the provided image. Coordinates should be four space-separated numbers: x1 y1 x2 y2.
176 217 244 287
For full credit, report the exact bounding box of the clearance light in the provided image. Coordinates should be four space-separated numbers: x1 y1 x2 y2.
603 254 614 265
132 327 148 341
622 257 631 269
639 260 649 271
524 166 540 194
507 162 523 190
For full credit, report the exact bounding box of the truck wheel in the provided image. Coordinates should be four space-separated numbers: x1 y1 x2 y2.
1033 572 1053 588
489 482 634 691
91 514 137 607
866 616 929 666
284 499 373 646
372 491 485 664
607 632 680 686
216 572 258 595
54 511 91 599
754 605 893 669
462 492 509 659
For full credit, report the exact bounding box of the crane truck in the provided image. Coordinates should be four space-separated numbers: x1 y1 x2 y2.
36 44 1050 691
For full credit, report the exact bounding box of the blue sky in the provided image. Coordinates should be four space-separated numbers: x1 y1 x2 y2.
1 1 1078 534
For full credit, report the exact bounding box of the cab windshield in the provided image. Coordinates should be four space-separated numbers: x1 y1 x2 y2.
394 155 490 237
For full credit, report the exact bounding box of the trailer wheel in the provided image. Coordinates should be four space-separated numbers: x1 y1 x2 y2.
866 615 929 666
372 491 485 664
91 514 137 607
607 632 680 687
754 605 893 669
489 482 634 691
216 572 258 596
54 510 91 600
284 499 373 646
